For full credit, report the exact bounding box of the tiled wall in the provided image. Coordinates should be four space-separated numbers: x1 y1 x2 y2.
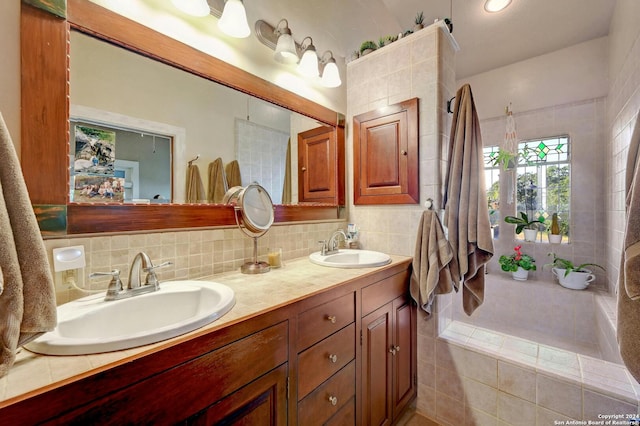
605 12 640 294
481 99 608 290
452 275 599 356
346 22 456 257
235 118 289 204
44 220 346 304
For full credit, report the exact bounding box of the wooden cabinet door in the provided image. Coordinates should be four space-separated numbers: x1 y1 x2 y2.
298 126 344 204
189 364 288 426
391 295 416 420
361 304 393 426
353 98 419 205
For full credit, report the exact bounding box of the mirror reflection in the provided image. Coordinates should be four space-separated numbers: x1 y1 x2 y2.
70 31 321 205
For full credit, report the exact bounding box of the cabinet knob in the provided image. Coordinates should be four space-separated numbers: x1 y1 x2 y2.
389 345 400 355
394 345 400 352
328 395 338 406
301 166 307 171
401 150 407 155
328 354 338 363
326 315 337 324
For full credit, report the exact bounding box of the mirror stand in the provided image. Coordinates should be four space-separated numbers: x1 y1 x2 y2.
225 184 275 274
241 234 270 274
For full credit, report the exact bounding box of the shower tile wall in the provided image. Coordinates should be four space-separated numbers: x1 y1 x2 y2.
606 6 640 295
481 99 608 289
235 118 289 204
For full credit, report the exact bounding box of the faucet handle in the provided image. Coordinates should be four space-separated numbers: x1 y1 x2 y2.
318 240 328 256
143 261 172 287
90 269 123 298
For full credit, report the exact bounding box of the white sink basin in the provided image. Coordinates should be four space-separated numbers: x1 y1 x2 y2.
25 280 235 355
309 249 391 268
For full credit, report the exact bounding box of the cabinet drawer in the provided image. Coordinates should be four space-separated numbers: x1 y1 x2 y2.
297 292 355 351
361 269 410 317
297 323 355 400
298 361 355 426
50 322 288 425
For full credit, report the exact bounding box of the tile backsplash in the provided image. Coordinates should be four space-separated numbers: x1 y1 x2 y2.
44 220 346 304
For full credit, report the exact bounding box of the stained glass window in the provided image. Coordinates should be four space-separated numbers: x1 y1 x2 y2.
516 136 570 242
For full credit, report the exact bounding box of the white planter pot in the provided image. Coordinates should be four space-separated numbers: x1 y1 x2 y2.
549 234 562 244
523 229 538 242
553 267 595 290
512 267 529 281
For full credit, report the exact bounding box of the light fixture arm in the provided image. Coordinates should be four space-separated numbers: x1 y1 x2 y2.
255 19 303 57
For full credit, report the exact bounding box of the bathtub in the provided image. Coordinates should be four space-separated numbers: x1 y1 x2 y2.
416 273 640 425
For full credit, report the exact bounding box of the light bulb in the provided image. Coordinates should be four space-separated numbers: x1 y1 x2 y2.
218 0 250 38
297 48 319 77
321 60 341 88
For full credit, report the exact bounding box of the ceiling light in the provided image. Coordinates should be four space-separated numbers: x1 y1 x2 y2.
273 19 299 64
320 51 341 88
171 0 210 17
297 37 319 77
484 0 512 13
485 0 512 12
218 0 250 38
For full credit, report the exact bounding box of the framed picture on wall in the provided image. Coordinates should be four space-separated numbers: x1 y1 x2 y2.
73 124 116 174
72 175 125 203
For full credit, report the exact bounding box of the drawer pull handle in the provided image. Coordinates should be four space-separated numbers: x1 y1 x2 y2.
328 354 338 363
328 395 338 406
326 315 337 323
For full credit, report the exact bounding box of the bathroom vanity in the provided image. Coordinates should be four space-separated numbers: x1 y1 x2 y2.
0 256 414 425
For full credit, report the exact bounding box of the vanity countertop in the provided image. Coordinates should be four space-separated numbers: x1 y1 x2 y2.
0 254 411 406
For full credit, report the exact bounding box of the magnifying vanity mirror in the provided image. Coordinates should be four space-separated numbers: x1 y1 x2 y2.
20 0 345 236
224 183 275 274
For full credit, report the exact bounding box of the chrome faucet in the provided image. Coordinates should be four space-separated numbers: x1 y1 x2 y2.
90 252 171 301
326 229 347 254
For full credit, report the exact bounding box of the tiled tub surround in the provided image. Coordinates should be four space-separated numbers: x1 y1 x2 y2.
0 254 410 403
43 220 346 304
416 274 640 425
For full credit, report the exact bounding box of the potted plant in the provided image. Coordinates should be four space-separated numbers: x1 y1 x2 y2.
548 213 562 243
491 148 517 170
546 253 605 290
414 12 424 31
359 40 377 56
499 245 536 281
504 212 546 242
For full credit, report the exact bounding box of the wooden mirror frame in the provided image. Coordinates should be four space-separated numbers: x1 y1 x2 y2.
20 0 345 236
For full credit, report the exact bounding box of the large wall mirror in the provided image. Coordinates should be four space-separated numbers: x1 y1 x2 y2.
21 0 345 235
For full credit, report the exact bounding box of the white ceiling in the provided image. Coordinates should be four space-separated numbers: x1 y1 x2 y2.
245 0 616 79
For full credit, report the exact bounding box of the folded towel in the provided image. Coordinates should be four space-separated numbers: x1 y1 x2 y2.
225 160 242 188
617 112 640 383
0 112 56 377
186 163 205 203
443 84 494 316
207 158 227 203
410 210 459 317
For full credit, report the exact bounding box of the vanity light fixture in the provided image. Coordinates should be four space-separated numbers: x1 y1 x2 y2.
297 37 319 77
272 19 299 64
170 0 210 17
319 51 341 88
484 0 512 13
217 0 251 38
